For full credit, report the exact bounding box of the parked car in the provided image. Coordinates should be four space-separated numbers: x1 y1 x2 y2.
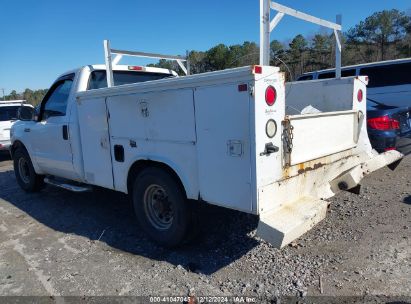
367 98 411 154
0 100 34 153
296 58 411 153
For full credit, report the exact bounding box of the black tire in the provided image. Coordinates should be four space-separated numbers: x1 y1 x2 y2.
13 148 44 192
132 167 192 248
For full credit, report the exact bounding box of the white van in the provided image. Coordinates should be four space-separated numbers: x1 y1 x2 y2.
0 100 34 152
297 58 411 108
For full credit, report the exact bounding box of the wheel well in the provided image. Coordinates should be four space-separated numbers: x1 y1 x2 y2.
127 160 187 198
10 141 26 158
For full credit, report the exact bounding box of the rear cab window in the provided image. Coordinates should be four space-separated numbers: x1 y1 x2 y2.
0 106 20 121
88 70 175 90
360 63 411 88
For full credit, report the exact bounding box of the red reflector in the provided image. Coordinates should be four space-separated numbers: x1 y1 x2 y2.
385 147 396 151
238 84 248 92
357 89 363 102
128 66 143 71
265 86 277 106
367 116 400 130
254 66 263 74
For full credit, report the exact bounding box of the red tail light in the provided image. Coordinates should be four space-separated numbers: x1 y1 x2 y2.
128 66 143 71
254 66 263 74
385 147 396 151
357 89 363 102
265 86 277 106
367 116 400 130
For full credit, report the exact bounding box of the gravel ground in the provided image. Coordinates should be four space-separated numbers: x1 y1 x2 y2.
0 153 410 300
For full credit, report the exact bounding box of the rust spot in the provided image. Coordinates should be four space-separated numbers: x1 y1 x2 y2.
297 162 325 174
283 166 291 179
313 163 324 169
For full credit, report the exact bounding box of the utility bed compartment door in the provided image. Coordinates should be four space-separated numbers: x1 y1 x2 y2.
195 83 252 212
286 110 360 166
77 97 114 189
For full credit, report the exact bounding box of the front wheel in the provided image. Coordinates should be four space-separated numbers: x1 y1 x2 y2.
13 148 44 192
132 167 192 248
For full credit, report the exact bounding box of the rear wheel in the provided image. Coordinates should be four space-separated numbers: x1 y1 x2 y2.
132 167 191 247
13 148 44 192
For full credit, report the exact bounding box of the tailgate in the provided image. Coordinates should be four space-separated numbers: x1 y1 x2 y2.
284 110 361 166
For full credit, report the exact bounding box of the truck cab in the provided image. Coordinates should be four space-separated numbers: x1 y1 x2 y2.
11 65 177 180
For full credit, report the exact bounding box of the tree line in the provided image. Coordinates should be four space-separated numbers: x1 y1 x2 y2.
3 88 48 106
152 9 411 80
3 8 410 105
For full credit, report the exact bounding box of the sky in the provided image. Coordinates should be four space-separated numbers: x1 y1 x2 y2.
1 0 410 94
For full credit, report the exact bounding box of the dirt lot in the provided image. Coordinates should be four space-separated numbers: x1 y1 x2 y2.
0 153 410 301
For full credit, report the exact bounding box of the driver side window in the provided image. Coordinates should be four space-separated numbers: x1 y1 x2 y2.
43 79 73 120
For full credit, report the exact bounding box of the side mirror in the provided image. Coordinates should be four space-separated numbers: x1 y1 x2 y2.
17 106 35 121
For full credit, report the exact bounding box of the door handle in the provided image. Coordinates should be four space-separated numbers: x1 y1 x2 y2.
62 125 68 140
260 142 279 156
24 128 31 133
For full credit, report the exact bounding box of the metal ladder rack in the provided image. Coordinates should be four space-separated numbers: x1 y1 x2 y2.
260 0 343 78
103 39 190 88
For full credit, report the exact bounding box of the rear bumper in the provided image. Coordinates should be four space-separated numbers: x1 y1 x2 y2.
329 150 403 193
368 129 411 153
257 150 403 248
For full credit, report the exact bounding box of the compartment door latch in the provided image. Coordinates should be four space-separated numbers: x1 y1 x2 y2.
227 140 243 157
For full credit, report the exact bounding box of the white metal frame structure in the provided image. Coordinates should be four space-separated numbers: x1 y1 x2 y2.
260 0 343 78
103 40 190 87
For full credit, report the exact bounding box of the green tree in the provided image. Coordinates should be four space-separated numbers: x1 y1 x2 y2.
288 34 308 78
228 41 259 67
4 89 47 105
270 40 285 60
7 90 20 100
310 34 332 69
205 44 230 71
347 9 410 60
187 50 206 74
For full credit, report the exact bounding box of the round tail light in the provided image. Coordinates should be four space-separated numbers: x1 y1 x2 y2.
357 89 363 102
265 86 277 106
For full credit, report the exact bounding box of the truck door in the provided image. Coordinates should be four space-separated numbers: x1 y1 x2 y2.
30 75 75 179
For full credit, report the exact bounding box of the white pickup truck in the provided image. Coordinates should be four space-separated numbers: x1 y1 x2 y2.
10 1 403 248
0 100 33 152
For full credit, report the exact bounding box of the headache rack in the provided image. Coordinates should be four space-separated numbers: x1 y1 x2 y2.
103 40 190 88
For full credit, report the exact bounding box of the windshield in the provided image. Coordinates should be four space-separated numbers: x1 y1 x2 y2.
88 70 174 90
0 106 20 122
